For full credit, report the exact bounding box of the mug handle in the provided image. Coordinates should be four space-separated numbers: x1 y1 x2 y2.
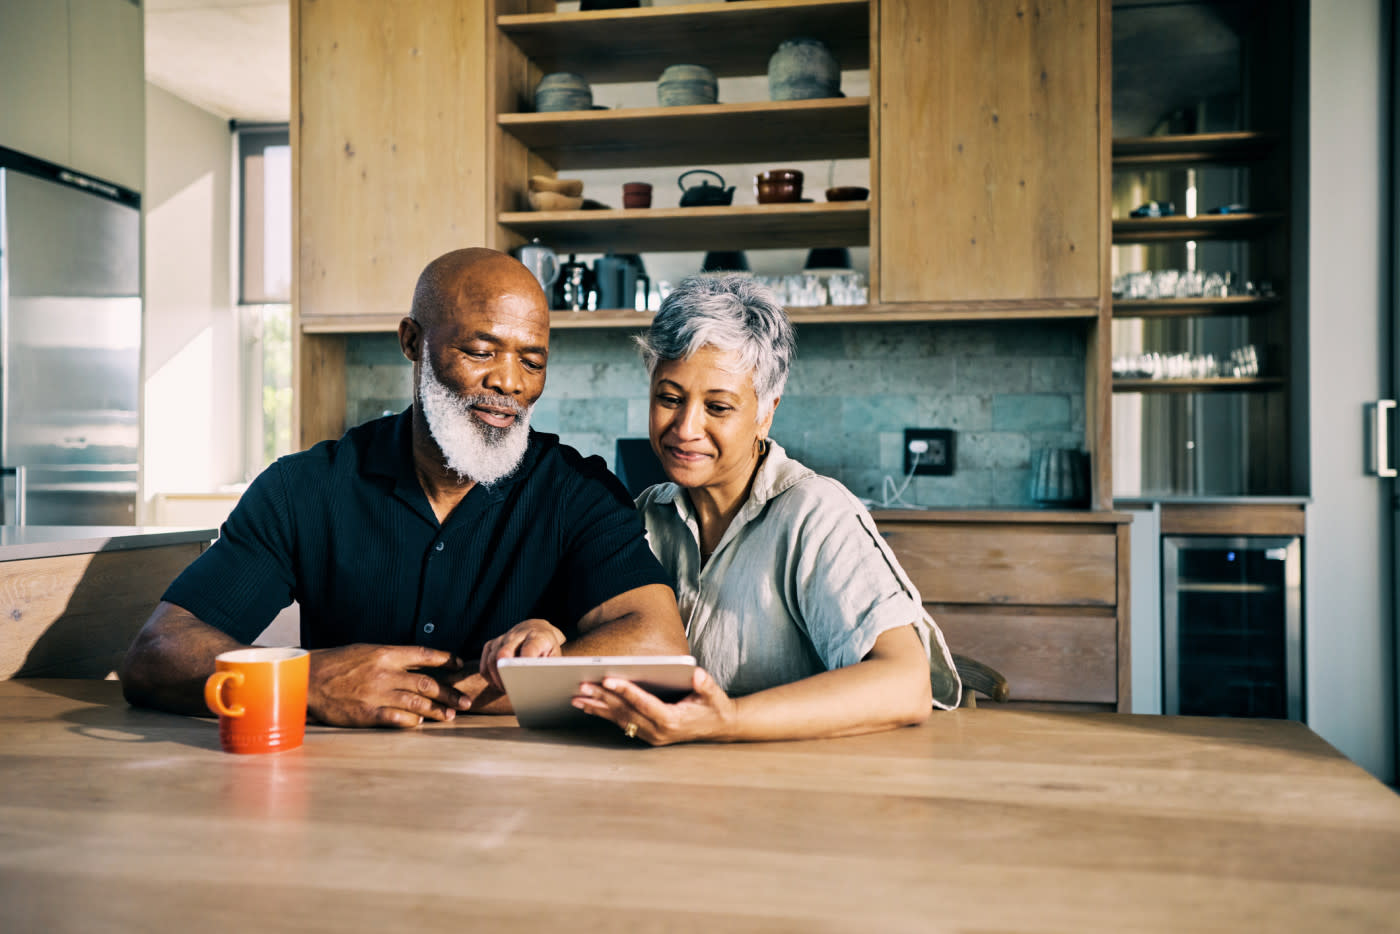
204 670 246 718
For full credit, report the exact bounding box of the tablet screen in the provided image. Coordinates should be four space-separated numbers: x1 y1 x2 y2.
497 655 697 729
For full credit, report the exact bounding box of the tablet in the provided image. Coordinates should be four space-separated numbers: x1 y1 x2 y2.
497 655 697 729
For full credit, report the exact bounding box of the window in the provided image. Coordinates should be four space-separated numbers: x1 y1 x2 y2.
238 126 293 473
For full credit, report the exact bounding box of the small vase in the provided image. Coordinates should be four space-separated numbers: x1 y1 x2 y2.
768 37 840 101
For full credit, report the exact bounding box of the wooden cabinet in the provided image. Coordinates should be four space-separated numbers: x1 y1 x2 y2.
0 0 143 192
490 0 871 261
1108 1 1297 496
0 538 208 679
876 511 1132 711
293 0 492 323
292 0 1116 505
876 0 1104 306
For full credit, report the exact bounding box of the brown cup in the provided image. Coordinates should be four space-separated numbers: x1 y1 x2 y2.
755 169 803 204
622 182 653 209
204 647 309 754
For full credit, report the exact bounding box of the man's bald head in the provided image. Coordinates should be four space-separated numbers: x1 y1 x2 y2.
410 248 548 331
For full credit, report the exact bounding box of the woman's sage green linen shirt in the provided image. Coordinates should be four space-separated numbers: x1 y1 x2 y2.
635 441 961 708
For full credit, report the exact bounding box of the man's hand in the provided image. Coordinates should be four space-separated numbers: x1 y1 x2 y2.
308 644 474 728
478 618 566 692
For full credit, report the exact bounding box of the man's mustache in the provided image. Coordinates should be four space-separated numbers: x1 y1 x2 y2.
456 393 529 417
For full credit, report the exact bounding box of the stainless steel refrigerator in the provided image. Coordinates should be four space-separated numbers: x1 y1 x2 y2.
0 155 141 526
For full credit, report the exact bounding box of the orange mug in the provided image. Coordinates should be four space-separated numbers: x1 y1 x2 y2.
204 647 309 754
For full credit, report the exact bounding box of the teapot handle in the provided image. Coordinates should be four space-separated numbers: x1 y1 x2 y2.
678 169 725 191
540 250 560 289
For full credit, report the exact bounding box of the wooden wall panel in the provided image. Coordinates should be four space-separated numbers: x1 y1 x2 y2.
296 0 491 320
882 523 1118 606
0 544 206 679
295 332 347 449
877 0 1100 303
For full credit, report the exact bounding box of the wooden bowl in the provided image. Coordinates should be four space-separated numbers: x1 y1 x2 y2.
825 186 869 202
527 190 585 211
529 175 584 196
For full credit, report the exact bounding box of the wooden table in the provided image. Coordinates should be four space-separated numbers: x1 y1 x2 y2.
2 680 1397 932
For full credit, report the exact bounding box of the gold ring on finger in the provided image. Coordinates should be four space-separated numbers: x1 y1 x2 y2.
623 722 638 739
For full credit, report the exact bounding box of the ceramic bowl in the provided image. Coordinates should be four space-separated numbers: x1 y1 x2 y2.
658 64 718 107
755 169 804 204
534 72 592 113
825 186 869 202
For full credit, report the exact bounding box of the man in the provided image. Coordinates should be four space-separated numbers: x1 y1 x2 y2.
120 248 687 727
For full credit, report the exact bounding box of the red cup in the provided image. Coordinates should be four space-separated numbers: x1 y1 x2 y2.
622 181 652 209
204 647 309 754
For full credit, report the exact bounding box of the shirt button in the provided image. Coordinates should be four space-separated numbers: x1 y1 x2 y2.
423 621 436 634
434 542 445 552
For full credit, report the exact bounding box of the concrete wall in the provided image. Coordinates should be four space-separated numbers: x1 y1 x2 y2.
343 319 1087 508
1304 0 1395 782
142 83 244 519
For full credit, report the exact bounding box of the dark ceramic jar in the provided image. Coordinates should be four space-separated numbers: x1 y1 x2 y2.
768 38 840 101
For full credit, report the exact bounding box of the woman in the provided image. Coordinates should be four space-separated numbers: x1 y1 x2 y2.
571 274 961 744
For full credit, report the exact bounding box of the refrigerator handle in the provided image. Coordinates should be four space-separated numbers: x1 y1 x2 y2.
1367 400 1397 478
13 466 26 527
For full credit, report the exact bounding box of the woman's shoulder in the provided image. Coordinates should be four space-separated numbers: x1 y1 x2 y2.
763 467 873 534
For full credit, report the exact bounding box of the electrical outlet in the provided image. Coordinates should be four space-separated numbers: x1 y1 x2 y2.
904 428 955 476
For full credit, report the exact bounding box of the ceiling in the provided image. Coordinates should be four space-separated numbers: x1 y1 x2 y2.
144 0 289 124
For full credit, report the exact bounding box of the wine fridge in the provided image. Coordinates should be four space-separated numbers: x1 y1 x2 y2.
1162 536 1303 720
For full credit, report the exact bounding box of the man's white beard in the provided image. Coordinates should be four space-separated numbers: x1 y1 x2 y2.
418 346 533 486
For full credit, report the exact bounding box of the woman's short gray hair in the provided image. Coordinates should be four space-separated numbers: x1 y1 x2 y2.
636 274 796 413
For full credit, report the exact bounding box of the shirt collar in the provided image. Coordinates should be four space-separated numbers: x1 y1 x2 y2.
655 438 814 523
361 407 543 506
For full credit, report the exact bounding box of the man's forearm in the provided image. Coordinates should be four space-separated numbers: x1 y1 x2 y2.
118 602 245 716
569 584 689 657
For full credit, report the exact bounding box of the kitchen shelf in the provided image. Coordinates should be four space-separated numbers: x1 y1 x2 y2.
297 301 1099 335
1112 131 1280 168
548 301 1098 328
1112 212 1284 243
1112 296 1282 319
1112 377 1286 394
498 98 869 171
497 201 869 253
497 0 870 84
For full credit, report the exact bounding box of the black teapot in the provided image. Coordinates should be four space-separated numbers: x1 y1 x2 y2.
678 169 735 207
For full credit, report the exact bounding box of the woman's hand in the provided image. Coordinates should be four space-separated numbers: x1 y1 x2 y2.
571 668 738 746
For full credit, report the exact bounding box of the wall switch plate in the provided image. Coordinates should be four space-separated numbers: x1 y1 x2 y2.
904 428 955 476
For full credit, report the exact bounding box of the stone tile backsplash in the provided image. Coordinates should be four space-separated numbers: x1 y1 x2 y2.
344 321 1085 508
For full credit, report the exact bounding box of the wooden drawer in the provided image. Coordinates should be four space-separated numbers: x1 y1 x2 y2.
932 606 1118 704
880 522 1118 606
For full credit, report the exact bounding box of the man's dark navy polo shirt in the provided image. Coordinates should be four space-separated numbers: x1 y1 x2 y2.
163 409 671 660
